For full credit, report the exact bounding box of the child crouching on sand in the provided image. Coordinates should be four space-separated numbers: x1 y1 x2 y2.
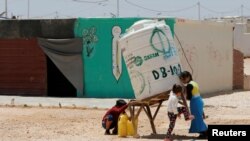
102 99 128 135
164 84 194 141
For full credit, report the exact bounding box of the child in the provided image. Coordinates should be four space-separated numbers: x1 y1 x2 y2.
164 84 194 141
102 99 128 135
179 71 208 139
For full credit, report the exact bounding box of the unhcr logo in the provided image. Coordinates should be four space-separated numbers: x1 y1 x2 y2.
134 56 143 66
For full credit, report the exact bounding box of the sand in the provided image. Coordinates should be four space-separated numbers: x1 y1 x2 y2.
0 91 250 141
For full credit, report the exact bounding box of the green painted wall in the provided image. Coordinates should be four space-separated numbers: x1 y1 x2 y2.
74 18 175 98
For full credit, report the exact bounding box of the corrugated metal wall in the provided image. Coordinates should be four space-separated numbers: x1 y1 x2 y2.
0 38 47 96
233 49 244 89
0 19 75 97
0 19 76 39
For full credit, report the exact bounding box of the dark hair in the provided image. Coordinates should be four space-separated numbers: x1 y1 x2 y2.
116 99 127 107
172 84 183 94
179 71 193 81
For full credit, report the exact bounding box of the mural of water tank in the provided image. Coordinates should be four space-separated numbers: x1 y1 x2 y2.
119 20 182 100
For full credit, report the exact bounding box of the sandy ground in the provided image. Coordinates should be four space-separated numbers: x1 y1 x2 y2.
0 91 250 141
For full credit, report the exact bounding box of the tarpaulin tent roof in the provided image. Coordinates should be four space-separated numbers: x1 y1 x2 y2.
38 38 83 96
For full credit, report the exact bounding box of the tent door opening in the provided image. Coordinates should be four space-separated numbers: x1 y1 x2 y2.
46 56 76 97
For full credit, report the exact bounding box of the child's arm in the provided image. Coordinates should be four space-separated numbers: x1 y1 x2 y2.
116 104 128 113
180 92 190 115
173 98 179 115
186 84 193 100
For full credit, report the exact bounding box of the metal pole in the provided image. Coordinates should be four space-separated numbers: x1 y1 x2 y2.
5 0 7 18
241 4 244 23
197 1 200 20
27 0 30 19
117 0 119 17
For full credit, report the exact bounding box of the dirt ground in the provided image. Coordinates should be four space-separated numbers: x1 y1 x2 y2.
0 91 250 141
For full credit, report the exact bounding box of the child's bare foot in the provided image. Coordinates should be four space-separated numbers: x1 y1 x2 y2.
104 130 111 135
164 138 171 141
188 115 195 120
112 128 118 135
203 115 209 119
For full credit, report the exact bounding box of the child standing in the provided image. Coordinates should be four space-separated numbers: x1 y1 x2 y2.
179 71 208 139
164 84 194 141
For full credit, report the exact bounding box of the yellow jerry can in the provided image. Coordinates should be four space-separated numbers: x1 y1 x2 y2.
118 113 128 137
127 118 138 136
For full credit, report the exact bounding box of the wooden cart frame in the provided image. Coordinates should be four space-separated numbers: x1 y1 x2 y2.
127 91 189 137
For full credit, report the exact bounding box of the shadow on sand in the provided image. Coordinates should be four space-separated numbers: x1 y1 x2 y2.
202 89 248 99
141 134 204 140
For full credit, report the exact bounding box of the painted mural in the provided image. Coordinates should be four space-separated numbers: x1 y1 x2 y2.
74 18 175 98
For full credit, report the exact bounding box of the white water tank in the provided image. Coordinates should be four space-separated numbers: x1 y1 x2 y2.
119 19 182 100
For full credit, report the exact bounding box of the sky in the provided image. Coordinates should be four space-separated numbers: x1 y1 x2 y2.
1 0 250 20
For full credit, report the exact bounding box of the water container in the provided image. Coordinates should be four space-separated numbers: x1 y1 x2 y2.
118 113 128 137
119 19 182 100
127 118 138 136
